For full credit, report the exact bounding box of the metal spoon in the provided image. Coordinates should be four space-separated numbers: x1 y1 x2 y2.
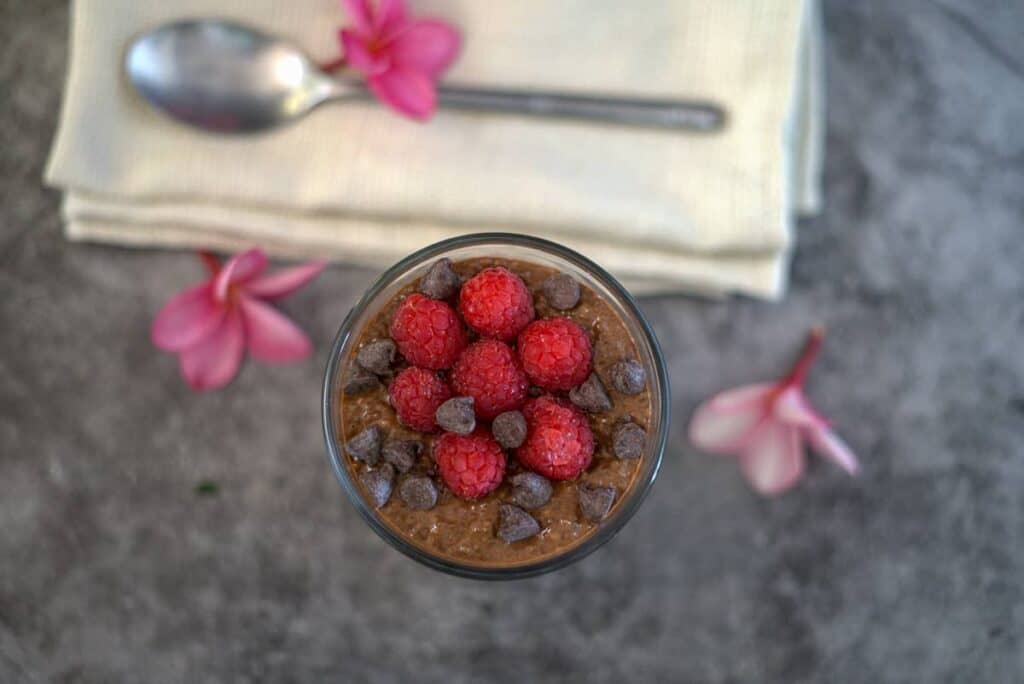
125 19 726 134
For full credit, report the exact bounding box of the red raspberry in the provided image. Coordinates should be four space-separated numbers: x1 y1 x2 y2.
388 367 452 432
390 293 466 370
450 340 529 420
516 395 594 480
434 428 507 499
516 317 593 391
458 267 535 340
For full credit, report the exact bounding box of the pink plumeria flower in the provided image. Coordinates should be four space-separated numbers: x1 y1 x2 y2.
151 249 326 391
337 0 461 120
688 327 860 496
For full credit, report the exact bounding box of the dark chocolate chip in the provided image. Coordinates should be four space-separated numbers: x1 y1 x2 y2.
613 421 645 460
511 472 552 509
399 475 438 510
356 338 396 375
345 425 382 465
360 464 395 508
343 365 380 395
568 373 612 413
492 410 527 448
382 439 422 473
578 483 616 521
609 359 646 395
496 504 541 543
418 258 461 300
435 397 476 435
541 273 581 310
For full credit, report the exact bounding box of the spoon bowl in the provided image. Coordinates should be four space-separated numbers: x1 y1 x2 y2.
126 19 347 132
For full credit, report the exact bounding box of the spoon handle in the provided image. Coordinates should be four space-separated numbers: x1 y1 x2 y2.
432 84 725 132
335 80 725 132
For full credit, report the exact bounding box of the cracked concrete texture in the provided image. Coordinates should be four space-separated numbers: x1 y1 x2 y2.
1 1 1023 682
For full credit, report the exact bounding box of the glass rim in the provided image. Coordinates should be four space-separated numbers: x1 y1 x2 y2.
321 232 670 580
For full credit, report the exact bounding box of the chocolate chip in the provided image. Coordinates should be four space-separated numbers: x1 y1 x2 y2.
492 410 527 448
360 464 395 508
356 338 396 375
568 373 612 413
343 365 380 395
609 359 646 395
382 439 422 473
511 472 552 509
578 483 616 522
613 421 645 460
435 397 476 435
418 258 461 300
345 425 382 465
496 504 541 543
398 475 438 510
542 273 581 310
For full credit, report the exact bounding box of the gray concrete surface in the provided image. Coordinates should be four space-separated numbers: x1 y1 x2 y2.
2 1 1023 682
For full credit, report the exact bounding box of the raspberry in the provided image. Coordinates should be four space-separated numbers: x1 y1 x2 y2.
450 340 529 420
458 267 535 340
516 317 593 391
390 294 466 370
388 367 452 432
434 428 507 499
515 395 594 480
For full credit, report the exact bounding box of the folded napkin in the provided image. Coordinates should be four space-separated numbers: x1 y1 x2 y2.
46 0 823 299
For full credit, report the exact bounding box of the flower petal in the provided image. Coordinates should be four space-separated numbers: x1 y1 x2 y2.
368 67 436 120
239 296 313 363
807 427 860 475
213 249 268 302
773 385 829 429
374 0 407 35
688 383 774 454
389 20 461 76
244 261 327 300
739 422 805 496
340 29 390 75
178 307 246 391
341 0 373 34
151 282 225 352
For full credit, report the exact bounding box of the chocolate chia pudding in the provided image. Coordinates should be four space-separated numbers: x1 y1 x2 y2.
335 256 654 567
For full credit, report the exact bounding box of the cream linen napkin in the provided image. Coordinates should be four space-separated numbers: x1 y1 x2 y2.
46 0 824 299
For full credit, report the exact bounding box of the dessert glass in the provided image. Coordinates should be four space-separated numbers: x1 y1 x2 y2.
322 234 669 579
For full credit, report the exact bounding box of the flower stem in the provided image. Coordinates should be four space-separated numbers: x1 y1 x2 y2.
784 326 826 387
318 55 347 73
198 251 221 277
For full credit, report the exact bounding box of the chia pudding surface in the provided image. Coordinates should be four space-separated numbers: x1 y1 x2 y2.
339 258 652 566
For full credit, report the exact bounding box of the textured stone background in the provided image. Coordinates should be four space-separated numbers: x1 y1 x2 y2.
2 1 1023 682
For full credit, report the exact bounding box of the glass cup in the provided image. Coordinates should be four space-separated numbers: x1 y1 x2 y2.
322 234 669 579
